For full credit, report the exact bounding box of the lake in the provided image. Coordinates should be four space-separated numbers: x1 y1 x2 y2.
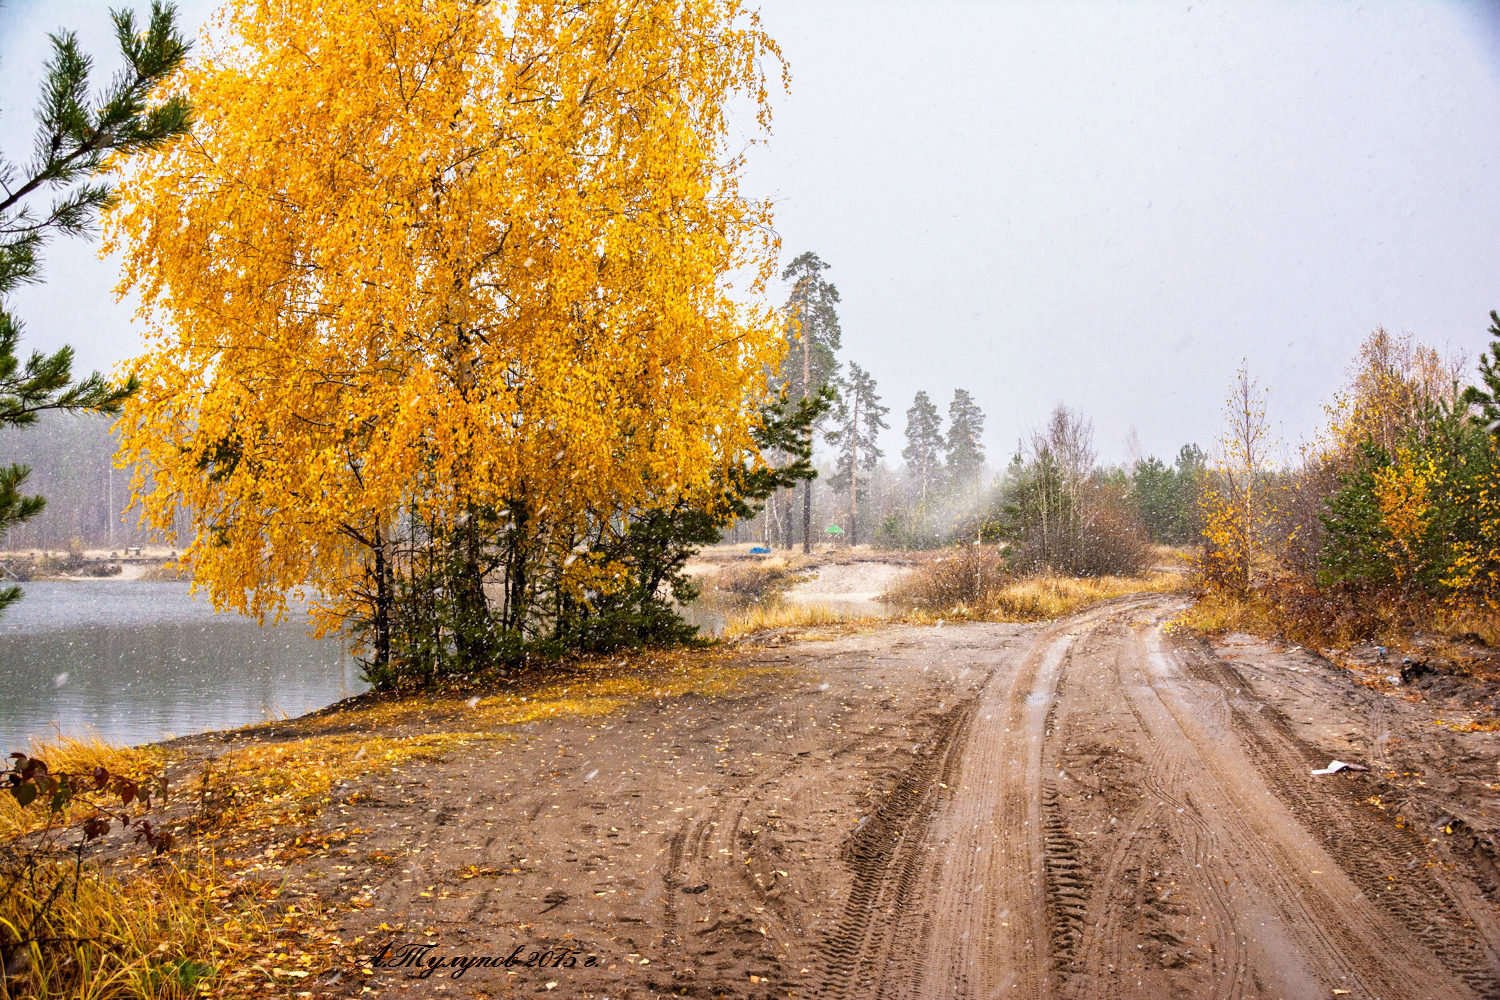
0 580 362 752
0 567 901 751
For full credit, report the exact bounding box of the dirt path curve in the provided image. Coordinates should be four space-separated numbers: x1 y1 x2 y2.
300 595 1498 999
818 597 1499 1000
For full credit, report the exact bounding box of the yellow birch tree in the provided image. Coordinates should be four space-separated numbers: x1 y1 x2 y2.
1371 446 1438 595
1324 327 1459 462
1199 362 1274 593
106 0 785 661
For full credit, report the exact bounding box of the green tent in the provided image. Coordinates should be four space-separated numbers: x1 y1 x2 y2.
824 524 845 535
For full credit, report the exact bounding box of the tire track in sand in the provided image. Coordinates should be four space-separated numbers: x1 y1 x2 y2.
1060 603 1488 999
820 599 1150 999
1158 616 1500 998
822 595 1494 998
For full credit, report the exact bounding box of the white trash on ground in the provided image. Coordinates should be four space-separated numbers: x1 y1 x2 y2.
1311 760 1369 775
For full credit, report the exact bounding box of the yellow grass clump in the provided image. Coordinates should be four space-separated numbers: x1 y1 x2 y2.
1173 589 1282 637
20 732 160 776
884 547 1184 623
983 572 1183 621
0 848 341 1000
723 602 875 636
0 733 164 840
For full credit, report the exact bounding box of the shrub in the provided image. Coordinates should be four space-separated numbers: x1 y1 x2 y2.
1072 491 1153 576
883 545 1009 612
885 548 1180 620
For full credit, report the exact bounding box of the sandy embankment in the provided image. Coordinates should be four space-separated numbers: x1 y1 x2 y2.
781 560 910 615
682 548 915 619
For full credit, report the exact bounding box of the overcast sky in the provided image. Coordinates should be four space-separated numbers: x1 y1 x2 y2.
2 0 1497 467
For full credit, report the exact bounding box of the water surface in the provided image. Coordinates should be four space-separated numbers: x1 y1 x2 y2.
0 581 362 751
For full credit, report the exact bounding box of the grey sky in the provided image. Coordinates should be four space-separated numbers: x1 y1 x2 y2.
2 0 1497 468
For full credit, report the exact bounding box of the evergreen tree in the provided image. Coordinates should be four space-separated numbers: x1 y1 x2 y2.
1127 444 1208 545
945 388 986 492
1129 455 1176 542
0 1 191 612
1318 443 1398 588
1460 310 1500 434
1171 442 1207 542
825 363 889 546
775 251 842 551
902 390 944 504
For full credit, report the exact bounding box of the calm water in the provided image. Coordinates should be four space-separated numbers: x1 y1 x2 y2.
0 581 363 751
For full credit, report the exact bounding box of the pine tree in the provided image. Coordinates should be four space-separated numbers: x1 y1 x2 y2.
1460 310 1500 434
1129 455 1176 542
825 362 889 546
775 251 842 552
1171 442 1207 542
0 2 191 613
945 388 986 492
902 390 944 503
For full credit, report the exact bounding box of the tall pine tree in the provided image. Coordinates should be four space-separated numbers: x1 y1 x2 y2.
775 251 842 552
826 363 889 546
0 2 191 612
902 389 944 503
945 388 986 493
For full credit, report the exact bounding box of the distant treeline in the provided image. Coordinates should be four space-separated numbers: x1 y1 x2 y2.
740 251 1199 565
0 413 180 552
740 395 1203 573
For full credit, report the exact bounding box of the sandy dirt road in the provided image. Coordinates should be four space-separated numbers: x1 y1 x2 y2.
302 596 1499 999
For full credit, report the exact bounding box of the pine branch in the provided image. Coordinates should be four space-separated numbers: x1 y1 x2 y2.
0 2 192 290
0 4 190 578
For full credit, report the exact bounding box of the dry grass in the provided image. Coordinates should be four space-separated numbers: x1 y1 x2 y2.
981 571 1184 620
0 735 284 1000
1177 579 1454 649
20 732 159 775
1432 608 1500 650
0 736 313 1000
722 602 876 636
1148 544 1196 567
1174 590 1283 638
1178 584 1500 677
0 851 304 1000
0 733 164 840
884 544 1184 622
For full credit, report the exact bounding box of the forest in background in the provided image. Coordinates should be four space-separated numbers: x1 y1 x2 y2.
0 416 169 553
1191 316 1500 649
